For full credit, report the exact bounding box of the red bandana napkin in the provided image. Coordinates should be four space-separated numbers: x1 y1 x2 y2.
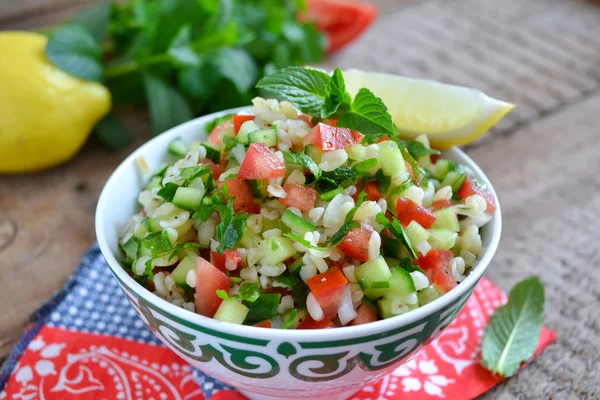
0 245 555 400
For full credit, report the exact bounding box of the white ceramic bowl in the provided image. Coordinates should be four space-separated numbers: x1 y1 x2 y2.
96 107 501 400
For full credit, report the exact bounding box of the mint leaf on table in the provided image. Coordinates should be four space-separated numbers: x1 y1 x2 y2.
45 25 104 82
94 114 131 150
168 25 202 67
211 48 258 93
256 66 331 116
338 88 397 138
69 0 112 44
481 276 545 377
282 151 322 180
144 74 194 135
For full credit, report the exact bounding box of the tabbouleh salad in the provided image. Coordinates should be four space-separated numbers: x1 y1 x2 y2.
119 67 496 329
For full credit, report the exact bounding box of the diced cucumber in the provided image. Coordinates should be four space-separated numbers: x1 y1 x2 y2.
172 187 204 211
431 208 460 232
435 159 453 180
261 218 279 232
441 171 466 194
378 141 408 178
389 267 416 297
145 176 163 191
355 256 392 300
239 229 260 248
281 210 315 236
171 255 196 289
248 179 268 199
305 144 323 164
214 299 249 324
134 222 149 240
319 187 343 202
168 137 187 157
259 237 296 265
378 297 418 319
143 216 163 233
248 128 278 147
201 143 221 164
282 308 308 329
428 229 458 250
418 285 445 306
405 221 430 246
345 144 367 161
237 120 260 144
120 236 139 260
190 140 202 152
288 258 304 273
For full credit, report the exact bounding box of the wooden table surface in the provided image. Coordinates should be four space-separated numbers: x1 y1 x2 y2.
1 0 600 398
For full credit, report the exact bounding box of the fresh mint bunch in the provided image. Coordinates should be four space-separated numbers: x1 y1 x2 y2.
43 0 326 149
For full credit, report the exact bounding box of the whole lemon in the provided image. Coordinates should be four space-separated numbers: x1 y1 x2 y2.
0 32 111 173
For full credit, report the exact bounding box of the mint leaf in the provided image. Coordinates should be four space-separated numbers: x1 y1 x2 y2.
337 88 396 137
256 66 330 116
235 282 261 303
399 140 441 158
244 293 281 324
322 68 351 116
70 0 112 43
157 183 179 202
144 74 193 135
282 151 322 180
327 221 360 247
482 277 545 377
45 25 104 82
168 25 202 67
211 48 257 93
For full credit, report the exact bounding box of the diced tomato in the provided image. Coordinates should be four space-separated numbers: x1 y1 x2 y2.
195 257 231 317
337 223 373 262
279 183 317 212
208 120 233 145
415 249 456 293
232 115 255 134
201 159 225 180
376 136 390 143
238 143 286 180
306 123 364 151
349 304 379 326
307 268 349 319
254 320 272 328
396 197 437 229
297 316 337 329
298 114 313 127
224 178 260 214
404 160 416 182
304 0 378 53
430 154 441 163
211 249 242 272
433 199 452 211
458 176 497 213
365 181 383 201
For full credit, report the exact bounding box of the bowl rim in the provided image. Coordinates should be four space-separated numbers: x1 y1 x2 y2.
96 106 502 341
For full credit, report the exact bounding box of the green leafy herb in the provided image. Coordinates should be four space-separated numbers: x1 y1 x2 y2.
282 309 297 329
244 293 281 324
256 66 331 116
481 277 545 377
318 187 343 201
168 25 202 67
282 151 322 180
215 200 249 253
375 169 391 194
399 140 441 158
69 0 112 43
45 25 104 82
218 281 261 303
179 165 211 183
337 88 396 138
201 144 221 164
230 276 243 284
322 68 352 116
274 273 309 307
381 236 401 258
192 190 227 221
376 212 417 259
318 167 358 191
139 231 172 258
398 257 424 274
283 233 330 252
353 158 377 174
160 242 205 261
157 182 180 201
144 73 194 135
211 48 258 93
327 221 360 247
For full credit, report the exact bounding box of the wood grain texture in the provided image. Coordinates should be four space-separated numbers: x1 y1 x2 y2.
1 0 599 398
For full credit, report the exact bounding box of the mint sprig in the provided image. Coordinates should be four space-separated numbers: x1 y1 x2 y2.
256 67 397 140
481 276 545 377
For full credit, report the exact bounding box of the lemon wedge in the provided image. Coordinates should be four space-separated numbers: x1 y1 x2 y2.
342 69 514 148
